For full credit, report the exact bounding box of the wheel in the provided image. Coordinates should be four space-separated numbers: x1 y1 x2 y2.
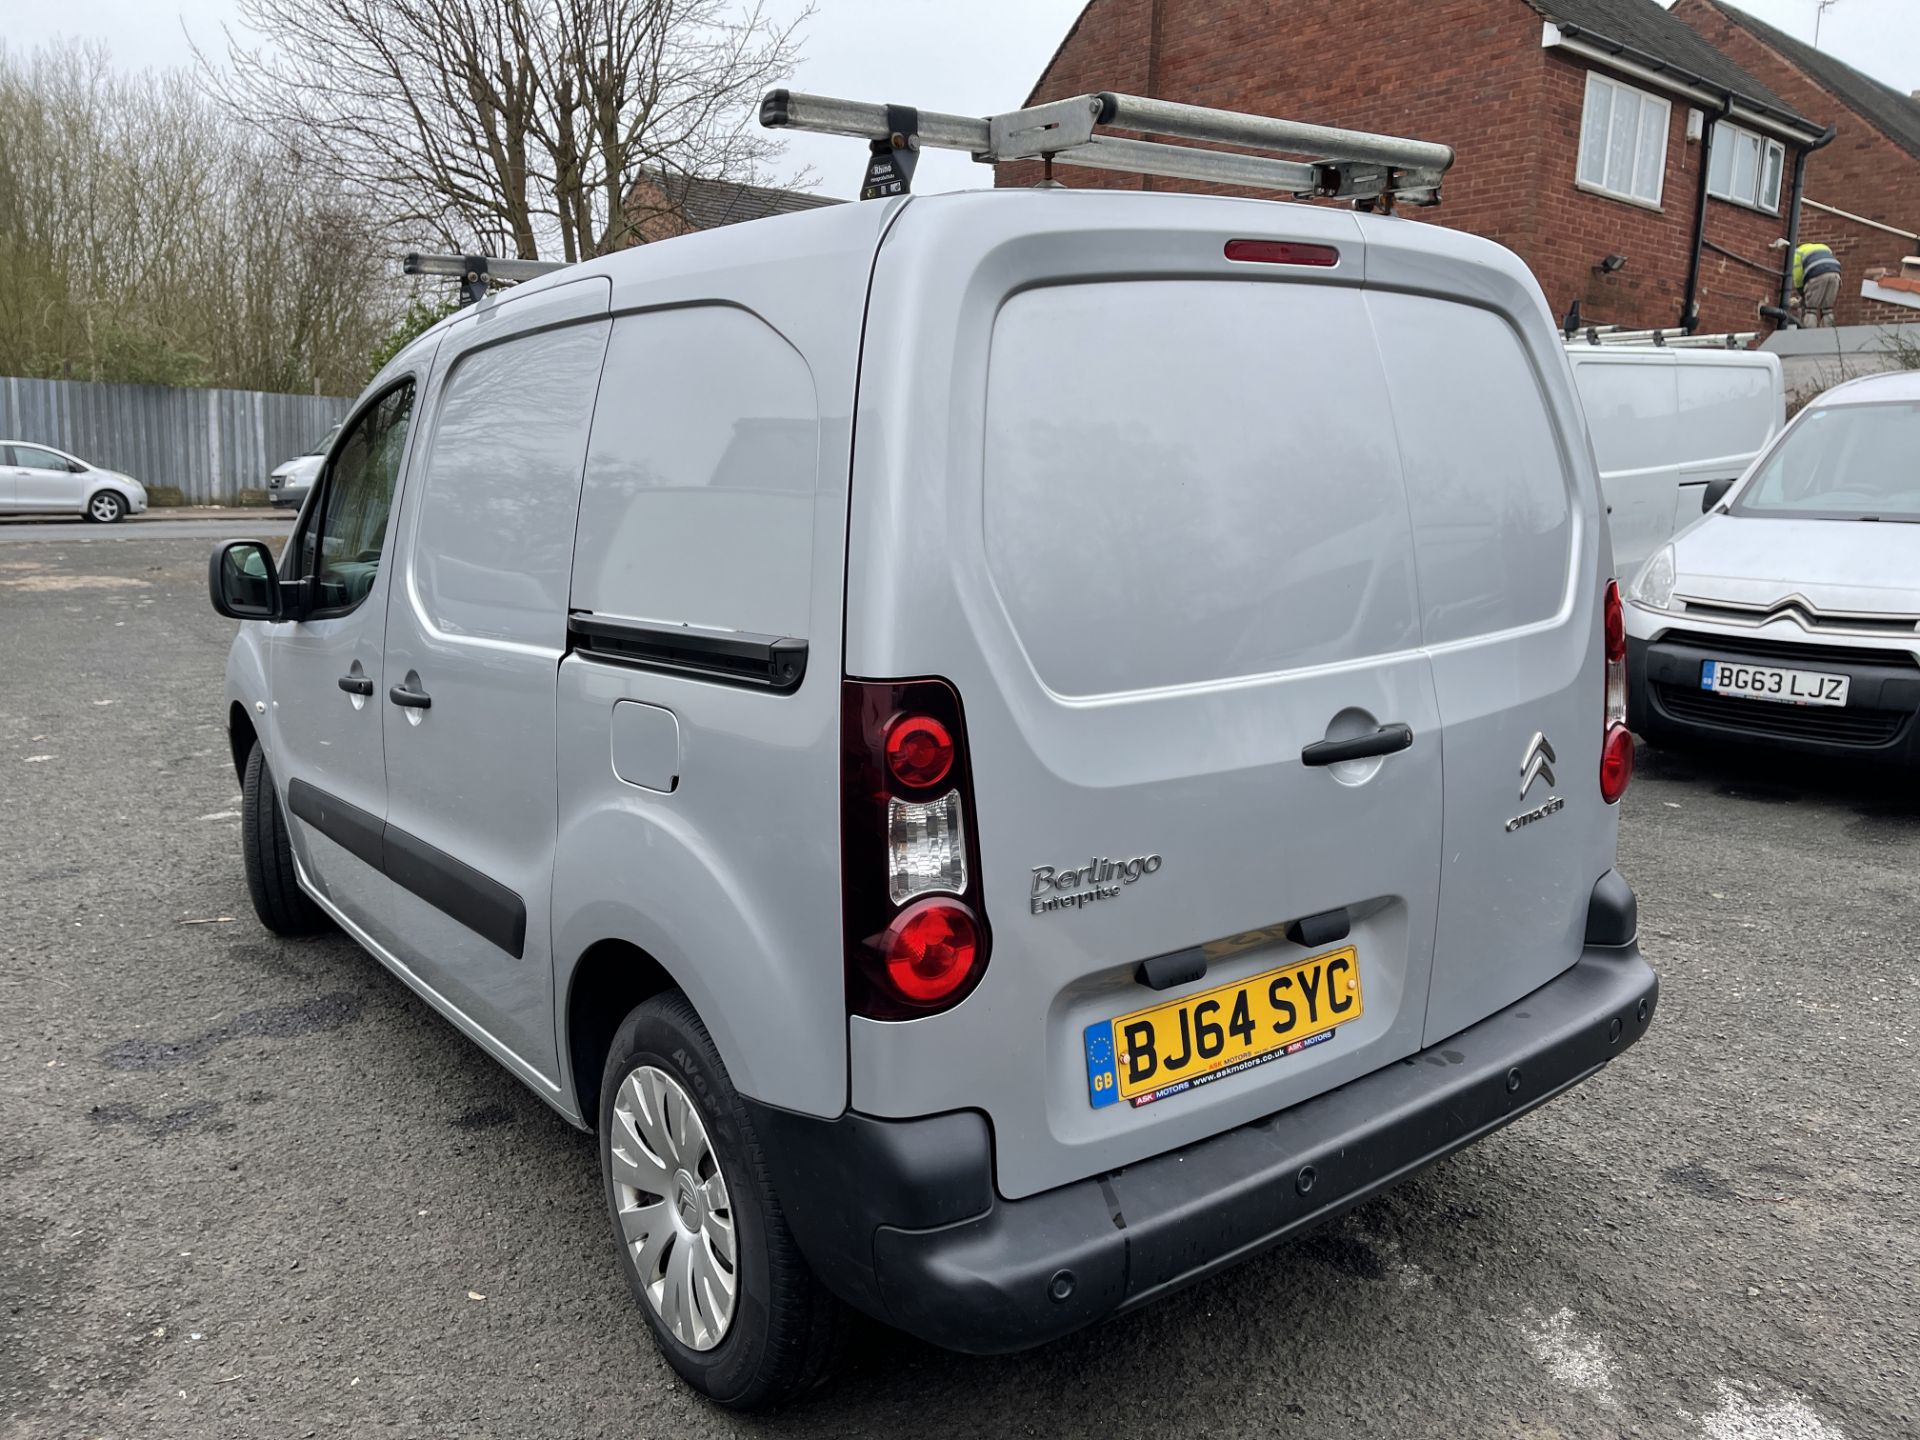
600 993 846 1408
240 745 328 935
86 490 126 523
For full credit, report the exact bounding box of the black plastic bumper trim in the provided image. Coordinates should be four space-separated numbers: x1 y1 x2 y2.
755 944 1657 1355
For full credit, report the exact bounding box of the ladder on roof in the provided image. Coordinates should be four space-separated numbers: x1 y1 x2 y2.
1566 326 1758 350
759 90 1455 208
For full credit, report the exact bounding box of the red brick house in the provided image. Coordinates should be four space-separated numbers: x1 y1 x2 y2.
999 0 1832 335
622 171 840 246
1672 0 1920 326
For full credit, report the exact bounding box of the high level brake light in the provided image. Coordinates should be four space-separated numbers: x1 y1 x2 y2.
1600 580 1633 803
843 679 991 1018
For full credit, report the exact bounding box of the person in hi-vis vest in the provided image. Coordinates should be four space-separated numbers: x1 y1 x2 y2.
1792 242 1842 327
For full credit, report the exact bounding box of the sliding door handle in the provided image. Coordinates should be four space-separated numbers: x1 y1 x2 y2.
388 682 432 710
1301 723 1413 767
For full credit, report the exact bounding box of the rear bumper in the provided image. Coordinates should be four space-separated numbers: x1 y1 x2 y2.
749 939 1657 1355
1629 633 1920 762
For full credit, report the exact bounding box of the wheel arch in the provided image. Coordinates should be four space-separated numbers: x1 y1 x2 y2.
228 701 258 783
563 937 677 1125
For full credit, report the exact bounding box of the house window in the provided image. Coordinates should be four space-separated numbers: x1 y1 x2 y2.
1707 124 1785 212
1577 72 1671 206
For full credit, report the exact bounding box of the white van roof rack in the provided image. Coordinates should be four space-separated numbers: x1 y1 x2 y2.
760 90 1454 208
1566 326 1757 349
404 252 570 305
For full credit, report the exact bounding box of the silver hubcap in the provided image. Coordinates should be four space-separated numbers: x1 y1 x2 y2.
609 1065 737 1350
90 495 118 521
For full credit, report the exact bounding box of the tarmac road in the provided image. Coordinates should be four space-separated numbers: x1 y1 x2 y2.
2 533 1916 1439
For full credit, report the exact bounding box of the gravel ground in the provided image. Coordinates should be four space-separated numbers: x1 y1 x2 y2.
2 532 1915 1440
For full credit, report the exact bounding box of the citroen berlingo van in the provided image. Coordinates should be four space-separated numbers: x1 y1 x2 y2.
209 90 1656 1408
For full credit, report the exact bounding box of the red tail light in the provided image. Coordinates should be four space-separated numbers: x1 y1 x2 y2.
843 678 990 1019
885 714 954 789
883 900 981 1004
1601 579 1632 803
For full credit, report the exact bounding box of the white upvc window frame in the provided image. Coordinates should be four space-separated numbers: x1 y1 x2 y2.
1576 71 1672 208
1707 122 1786 213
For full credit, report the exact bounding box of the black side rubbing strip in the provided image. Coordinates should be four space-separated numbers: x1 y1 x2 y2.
384 826 528 960
284 778 526 959
287 778 385 871
568 612 808 693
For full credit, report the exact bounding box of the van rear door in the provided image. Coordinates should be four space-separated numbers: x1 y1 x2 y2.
843 195 1445 1200
1362 221 1615 1044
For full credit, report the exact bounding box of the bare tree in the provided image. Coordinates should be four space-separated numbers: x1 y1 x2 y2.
204 0 810 263
0 40 399 393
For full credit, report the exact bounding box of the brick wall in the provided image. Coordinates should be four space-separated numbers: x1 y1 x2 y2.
1672 0 1920 328
999 0 1805 335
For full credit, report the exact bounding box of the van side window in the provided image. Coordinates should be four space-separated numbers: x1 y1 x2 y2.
1367 294 1573 646
572 306 819 638
409 322 611 645
303 382 416 614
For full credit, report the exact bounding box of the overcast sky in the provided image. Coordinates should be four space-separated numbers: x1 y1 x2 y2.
12 0 1919 199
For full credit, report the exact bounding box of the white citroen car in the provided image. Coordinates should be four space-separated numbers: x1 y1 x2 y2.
1625 369 1920 764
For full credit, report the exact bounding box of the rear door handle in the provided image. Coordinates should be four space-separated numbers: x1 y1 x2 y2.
337 674 374 696
1301 723 1413 766
388 683 432 710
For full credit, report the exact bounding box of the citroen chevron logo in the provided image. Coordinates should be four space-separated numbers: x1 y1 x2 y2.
1519 732 1557 799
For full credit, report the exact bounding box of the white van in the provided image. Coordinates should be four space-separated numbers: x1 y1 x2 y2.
1567 346 1784 578
208 91 1656 1408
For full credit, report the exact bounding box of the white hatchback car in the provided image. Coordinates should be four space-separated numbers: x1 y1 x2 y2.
1625 369 1920 762
0 441 148 522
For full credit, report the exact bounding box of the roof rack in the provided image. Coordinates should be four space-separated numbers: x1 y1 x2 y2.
759 90 1454 208
403 252 570 305
1566 326 1757 349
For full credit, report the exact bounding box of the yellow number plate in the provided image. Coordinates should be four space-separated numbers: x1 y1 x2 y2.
1083 946 1363 1109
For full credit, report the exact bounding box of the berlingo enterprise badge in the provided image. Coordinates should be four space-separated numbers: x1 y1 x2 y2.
1030 855 1163 914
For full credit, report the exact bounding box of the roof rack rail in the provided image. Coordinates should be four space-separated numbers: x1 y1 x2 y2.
1566 326 1757 349
759 90 1454 208
403 252 570 305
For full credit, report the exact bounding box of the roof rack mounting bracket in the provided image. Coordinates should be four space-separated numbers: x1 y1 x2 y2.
859 104 921 201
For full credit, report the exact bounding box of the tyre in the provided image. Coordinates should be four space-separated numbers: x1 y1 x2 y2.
85 490 127 523
240 745 328 935
599 992 846 1409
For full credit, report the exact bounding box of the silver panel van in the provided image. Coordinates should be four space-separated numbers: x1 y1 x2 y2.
210 93 1655 1409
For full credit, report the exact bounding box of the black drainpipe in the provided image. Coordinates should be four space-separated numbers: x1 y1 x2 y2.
1682 95 1733 333
1779 124 1839 312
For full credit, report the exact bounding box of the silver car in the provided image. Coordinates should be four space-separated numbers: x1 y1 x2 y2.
0 441 147 522
1625 368 1920 763
206 106 1656 1408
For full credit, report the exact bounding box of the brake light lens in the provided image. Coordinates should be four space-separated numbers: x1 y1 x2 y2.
1601 579 1632 803
883 900 981 1004
885 714 954 788
843 678 990 1018
1225 239 1340 266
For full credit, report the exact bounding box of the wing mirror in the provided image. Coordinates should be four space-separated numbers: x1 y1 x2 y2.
1701 478 1736 513
208 540 304 620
